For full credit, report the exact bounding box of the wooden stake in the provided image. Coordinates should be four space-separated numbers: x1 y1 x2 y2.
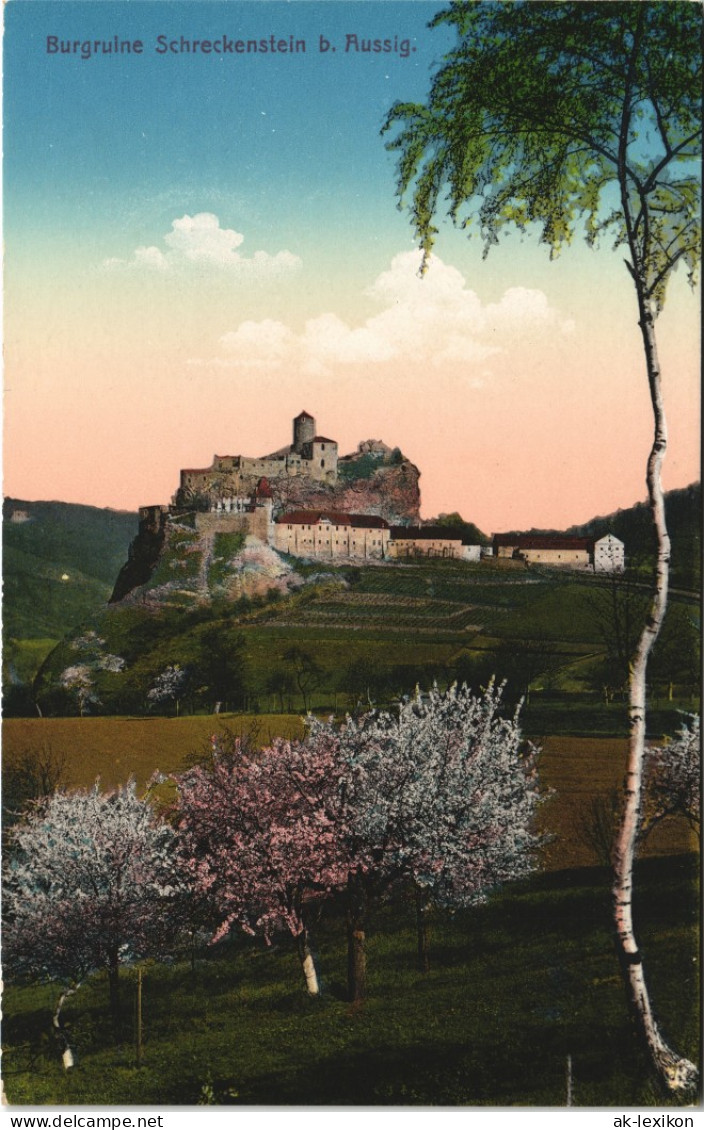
136 967 143 1068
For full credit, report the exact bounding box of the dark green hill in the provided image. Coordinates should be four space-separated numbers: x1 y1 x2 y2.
501 483 700 591
2 500 138 688
566 482 701 589
3 543 112 640
9 487 700 726
3 499 138 591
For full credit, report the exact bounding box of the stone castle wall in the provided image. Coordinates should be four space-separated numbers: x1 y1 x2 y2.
178 414 338 506
194 506 273 543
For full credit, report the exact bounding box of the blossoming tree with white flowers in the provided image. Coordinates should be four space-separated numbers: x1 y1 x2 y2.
643 717 700 839
307 681 543 995
3 780 181 1067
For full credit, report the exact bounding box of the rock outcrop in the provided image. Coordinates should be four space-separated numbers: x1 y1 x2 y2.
269 445 421 526
109 506 167 603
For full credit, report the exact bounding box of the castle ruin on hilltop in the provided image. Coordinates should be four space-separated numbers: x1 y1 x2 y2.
125 409 624 594
175 410 338 509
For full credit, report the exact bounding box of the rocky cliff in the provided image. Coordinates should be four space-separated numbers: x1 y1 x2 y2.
110 506 168 603
269 441 421 525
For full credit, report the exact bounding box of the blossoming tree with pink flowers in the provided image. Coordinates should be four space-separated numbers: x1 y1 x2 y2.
175 734 362 995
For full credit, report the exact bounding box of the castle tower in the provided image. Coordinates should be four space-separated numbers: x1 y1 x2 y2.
293 410 315 454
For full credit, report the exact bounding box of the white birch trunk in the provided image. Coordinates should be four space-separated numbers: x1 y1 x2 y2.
611 296 697 1093
53 986 79 1070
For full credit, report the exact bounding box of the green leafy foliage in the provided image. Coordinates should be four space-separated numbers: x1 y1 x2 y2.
337 454 385 482
433 512 490 546
385 2 701 307
208 531 247 588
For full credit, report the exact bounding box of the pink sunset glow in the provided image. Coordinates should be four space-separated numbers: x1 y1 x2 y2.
4 241 699 536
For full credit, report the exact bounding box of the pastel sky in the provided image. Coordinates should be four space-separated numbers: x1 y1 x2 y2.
3 0 700 535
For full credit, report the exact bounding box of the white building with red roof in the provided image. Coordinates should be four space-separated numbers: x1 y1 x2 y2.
275 510 390 560
492 533 625 572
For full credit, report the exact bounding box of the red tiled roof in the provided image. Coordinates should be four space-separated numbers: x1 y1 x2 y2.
390 526 463 542
277 510 389 529
311 436 336 444
254 477 273 499
493 534 594 551
295 410 314 420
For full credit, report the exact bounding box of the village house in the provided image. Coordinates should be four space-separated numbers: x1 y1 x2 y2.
388 526 482 562
492 532 625 572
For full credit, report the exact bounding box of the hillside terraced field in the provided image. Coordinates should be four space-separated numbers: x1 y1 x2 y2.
3 717 696 871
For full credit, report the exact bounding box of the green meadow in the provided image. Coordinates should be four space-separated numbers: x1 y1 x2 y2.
2 852 698 1107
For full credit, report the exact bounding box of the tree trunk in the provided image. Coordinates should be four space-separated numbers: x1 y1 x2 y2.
53 986 79 1069
297 929 320 996
415 886 431 974
611 294 697 1092
108 948 121 1038
346 873 367 1002
136 967 143 1067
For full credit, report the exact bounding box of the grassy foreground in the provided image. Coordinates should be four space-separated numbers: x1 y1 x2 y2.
2 855 698 1107
3 715 698 1105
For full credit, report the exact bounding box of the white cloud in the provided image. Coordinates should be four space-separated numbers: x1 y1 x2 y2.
220 319 298 365
104 213 301 276
302 313 397 365
134 245 169 271
197 249 573 374
485 286 575 334
164 212 245 263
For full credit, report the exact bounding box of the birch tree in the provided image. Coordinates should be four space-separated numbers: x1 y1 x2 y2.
384 1 700 1090
3 780 181 1065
